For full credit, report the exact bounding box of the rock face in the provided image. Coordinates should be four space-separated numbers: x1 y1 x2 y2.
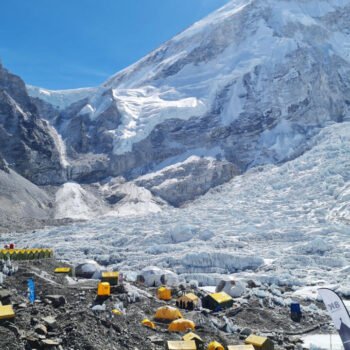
0 61 66 185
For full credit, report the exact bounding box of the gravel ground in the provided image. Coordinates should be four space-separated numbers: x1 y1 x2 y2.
0 259 331 350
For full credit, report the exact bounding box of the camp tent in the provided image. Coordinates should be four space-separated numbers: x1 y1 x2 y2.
33 249 41 259
141 318 155 329
97 282 110 296
8 250 17 261
0 305 15 323
177 293 199 310
158 286 171 300
102 271 119 285
207 341 224 350
183 332 204 350
55 267 72 276
167 340 197 350
154 306 182 320
202 291 233 311
228 346 255 350
168 319 195 332
245 335 274 350
0 248 53 261
111 309 121 315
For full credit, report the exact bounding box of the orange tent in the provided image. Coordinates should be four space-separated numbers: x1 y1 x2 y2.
208 342 224 350
154 306 182 320
158 286 171 300
168 319 195 332
142 318 156 329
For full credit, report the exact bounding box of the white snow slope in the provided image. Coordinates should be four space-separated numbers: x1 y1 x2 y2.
3 121 350 294
27 0 350 156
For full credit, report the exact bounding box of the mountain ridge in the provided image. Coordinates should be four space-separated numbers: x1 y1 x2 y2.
1 0 350 225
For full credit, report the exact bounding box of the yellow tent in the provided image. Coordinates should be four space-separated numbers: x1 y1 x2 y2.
177 293 199 309
203 291 233 310
207 342 224 350
168 319 195 332
55 267 71 274
245 335 274 350
111 309 121 315
97 282 110 296
183 332 204 350
228 346 255 350
167 340 197 350
0 305 15 321
158 286 172 300
102 271 119 285
154 306 182 320
142 318 156 329
183 332 203 342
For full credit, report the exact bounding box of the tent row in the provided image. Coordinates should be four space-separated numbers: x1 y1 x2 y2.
166 334 274 350
0 249 53 260
160 287 233 312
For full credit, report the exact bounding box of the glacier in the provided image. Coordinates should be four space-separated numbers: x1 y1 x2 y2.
2 121 350 296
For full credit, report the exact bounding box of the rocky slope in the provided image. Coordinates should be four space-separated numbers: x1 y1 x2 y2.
0 61 67 186
0 259 332 350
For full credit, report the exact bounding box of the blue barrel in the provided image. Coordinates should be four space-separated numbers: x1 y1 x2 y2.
291 302 301 313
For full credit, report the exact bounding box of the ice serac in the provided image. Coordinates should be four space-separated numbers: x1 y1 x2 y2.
26 0 350 211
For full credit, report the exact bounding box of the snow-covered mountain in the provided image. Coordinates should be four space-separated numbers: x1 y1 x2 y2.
2 0 350 224
26 0 350 211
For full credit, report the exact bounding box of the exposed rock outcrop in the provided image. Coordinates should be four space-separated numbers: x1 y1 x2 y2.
0 64 66 185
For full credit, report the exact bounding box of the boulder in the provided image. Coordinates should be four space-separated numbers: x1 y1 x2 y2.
41 339 60 348
34 324 48 336
240 327 252 336
45 295 66 308
0 289 11 305
41 316 57 331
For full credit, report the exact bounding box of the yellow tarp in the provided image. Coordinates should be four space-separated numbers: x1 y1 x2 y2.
97 282 110 296
158 286 171 300
55 267 71 273
154 306 182 320
245 335 267 346
167 340 197 350
111 309 121 315
142 318 155 329
210 291 233 304
168 319 195 332
228 346 255 350
0 305 15 320
207 342 224 350
183 332 203 342
102 271 119 278
178 293 198 302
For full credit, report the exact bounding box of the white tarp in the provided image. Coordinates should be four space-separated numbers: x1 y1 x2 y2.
318 288 350 350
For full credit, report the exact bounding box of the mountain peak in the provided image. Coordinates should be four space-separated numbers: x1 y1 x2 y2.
22 0 350 212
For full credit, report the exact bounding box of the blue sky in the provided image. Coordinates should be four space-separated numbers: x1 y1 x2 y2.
0 0 229 90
